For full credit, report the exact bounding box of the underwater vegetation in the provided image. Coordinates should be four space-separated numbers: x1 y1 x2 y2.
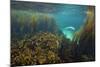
11 1 95 66
11 10 59 40
72 6 95 61
11 32 61 66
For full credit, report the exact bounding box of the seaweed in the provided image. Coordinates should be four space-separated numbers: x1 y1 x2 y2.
11 32 62 66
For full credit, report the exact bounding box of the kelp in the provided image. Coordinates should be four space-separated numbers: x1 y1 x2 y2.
71 6 95 62
11 10 59 40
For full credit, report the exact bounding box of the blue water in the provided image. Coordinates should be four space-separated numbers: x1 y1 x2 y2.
12 2 88 40
52 5 87 30
51 4 88 40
